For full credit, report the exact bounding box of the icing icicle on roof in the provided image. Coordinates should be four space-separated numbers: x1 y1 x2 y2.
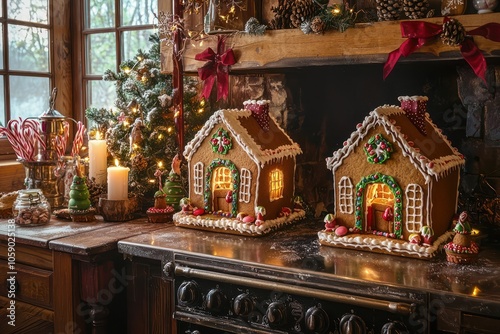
184 107 302 168
326 104 465 183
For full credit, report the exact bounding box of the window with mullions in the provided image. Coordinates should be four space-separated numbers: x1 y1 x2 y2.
83 0 158 111
0 0 52 126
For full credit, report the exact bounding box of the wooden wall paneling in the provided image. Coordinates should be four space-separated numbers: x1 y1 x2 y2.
53 0 73 124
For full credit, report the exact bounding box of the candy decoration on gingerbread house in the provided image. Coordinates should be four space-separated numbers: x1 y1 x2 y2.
173 100 305 236
319 96 465 259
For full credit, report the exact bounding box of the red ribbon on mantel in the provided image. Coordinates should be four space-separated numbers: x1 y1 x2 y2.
195 35 236 101
384 18 500 82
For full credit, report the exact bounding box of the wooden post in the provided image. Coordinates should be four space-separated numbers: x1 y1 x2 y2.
172 0 185 160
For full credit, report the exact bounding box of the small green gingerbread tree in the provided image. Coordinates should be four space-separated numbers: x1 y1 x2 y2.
68 172 91 211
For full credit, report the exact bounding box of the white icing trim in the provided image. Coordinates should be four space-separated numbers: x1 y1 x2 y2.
326 105 465 181
405 183 423 233
193 162 204 195
239 168 252 203
318 230 453 258
338 176 354 214
173 210 306 235
427 181 433 228
184 109 302 168
255 163 262 212
398 95 429 102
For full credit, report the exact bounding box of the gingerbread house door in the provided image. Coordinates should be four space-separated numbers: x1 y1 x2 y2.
212 166 232 212
365 183 395 233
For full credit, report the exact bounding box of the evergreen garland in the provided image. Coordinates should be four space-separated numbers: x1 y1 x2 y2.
86 34 211 201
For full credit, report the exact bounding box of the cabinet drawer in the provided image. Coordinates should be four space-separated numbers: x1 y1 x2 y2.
0 260 53 309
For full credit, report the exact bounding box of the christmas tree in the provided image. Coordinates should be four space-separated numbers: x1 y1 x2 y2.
86 34 210 202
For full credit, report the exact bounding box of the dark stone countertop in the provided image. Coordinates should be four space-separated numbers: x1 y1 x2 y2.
118 219 500 315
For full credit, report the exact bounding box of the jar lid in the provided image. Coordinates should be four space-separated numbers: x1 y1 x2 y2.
17 189 44 203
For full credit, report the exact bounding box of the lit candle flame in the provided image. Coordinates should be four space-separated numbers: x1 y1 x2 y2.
95 131 102 140
115 159 120 167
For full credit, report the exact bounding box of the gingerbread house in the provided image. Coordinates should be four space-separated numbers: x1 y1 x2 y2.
318 96 465 259
173 100 305 236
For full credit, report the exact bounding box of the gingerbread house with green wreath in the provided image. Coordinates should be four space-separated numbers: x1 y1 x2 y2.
173 100 305 236
319 96 465 259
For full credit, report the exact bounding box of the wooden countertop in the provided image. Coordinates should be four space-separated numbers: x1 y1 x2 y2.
49 218 172 257
0 216 172 256
0 217 117 248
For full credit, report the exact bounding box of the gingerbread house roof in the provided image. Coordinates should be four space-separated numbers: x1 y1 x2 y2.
184 109 302 167
326 104 465 183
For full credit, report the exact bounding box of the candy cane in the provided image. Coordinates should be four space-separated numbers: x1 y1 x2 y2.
71 121 86 157
22 118 46 152
8 119 30 160
0 127 23 159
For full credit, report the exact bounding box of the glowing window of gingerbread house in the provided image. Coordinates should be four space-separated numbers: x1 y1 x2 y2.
405 184 423 232
366 183 394 206
269 169 284 201
194 162 204 195
239 168 252 203
338 176 354 214
212 167 232 190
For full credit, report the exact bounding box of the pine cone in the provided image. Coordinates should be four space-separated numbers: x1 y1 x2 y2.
403 0 430 19
269 0 294 29
375 0 402 21
441 18 466 46
310 16 326 34
290 0 321 28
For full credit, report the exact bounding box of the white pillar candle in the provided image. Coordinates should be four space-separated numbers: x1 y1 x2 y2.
88 133 107 184
107 161 129 200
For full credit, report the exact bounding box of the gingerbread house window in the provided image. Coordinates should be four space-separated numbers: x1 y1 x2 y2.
213 166 232 190
405 184 423 232
367 183 393 203
269 169 284 201
239 168 251 203
193 162 204 195
338 176 354 214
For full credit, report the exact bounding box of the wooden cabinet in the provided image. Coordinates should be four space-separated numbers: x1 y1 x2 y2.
125 257 176 334
0 243 55 333
0 218 167 334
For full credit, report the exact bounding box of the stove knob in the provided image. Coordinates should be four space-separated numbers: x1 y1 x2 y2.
205 288 227 314
381 321 408 334
339 314 366 334
266 301 288 327
233 293 255 316
305 306 329 333
177 280 200 307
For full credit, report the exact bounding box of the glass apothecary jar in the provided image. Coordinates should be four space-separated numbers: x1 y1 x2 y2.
13 189 51 226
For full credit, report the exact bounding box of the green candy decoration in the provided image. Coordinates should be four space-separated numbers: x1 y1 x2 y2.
162 155 185 211
68 175 91 211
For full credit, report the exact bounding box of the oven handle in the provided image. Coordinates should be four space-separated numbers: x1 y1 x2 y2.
175 264 415 315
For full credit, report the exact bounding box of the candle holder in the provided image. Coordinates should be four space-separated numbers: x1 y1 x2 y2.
98 195 139 222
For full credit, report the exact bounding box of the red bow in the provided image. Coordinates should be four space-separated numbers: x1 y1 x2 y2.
384 18 500 82
195 36 236 101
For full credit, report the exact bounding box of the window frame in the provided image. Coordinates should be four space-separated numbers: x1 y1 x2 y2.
405 183 424 233
73 0 159 123
269 168 284 202
193 161 203 195
0 0 72 160
338 176 353 214
239 167 251 203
